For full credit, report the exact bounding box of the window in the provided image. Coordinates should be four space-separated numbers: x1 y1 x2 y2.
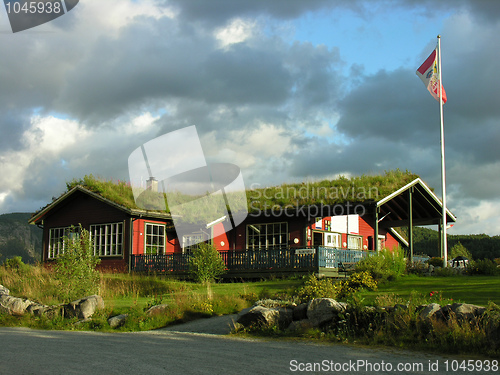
48 226 80 259
182 233 205 254
247 222 288 250
90 222 123 257
347 235 363 250
324 232 341 248
145 223 165 255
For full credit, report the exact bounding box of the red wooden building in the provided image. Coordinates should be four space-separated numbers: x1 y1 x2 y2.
29 177 456 277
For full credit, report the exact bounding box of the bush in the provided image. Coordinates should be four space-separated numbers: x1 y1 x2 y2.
355 247 406 282
450 242 473 260
54 225 101 301
334 271 377 299
188 242 226 283
2 256 30 272
427 257 444 268
469 259 499 276
295 275 337 303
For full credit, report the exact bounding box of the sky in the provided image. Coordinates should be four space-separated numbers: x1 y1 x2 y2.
1 0 500 235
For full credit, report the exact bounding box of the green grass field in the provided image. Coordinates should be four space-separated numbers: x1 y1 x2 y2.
358 274 500 306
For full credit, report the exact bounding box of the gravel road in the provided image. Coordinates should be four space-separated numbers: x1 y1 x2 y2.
0 320 495 375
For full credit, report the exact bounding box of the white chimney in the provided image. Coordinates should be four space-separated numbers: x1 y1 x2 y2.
146 177 158 192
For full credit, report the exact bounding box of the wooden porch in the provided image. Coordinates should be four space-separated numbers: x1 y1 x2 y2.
130 247 375 279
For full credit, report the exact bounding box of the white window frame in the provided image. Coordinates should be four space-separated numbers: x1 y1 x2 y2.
90 222 124 257
324 232 341 248
347 235 363 250
48 226 80 259
246 222 288 250
144 222 166 255
182 233 205 254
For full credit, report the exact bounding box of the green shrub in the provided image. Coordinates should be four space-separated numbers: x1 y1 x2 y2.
295 274 337 303
334 271 377 299
188 242 226 283
450 242 473 260
54 225 101 301
2 256 30 272
427 257 444 268
469 259 499 276
355 247 406 282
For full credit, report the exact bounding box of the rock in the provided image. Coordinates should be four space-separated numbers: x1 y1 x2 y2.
237 305 293 329
287 319 315 332
419 303 442 321
0 304 10 315
0 285 9 296
292 303 308 321
0 294 38 316
64 295 104 320
255 299 295 309
108 314 128 328
450 303 486 320
145 304 170 316
307 298 345 325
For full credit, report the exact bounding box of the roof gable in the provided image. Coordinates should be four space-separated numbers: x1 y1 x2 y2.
29 186 172 225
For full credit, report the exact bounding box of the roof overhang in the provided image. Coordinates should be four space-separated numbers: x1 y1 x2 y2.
28 186 172 225
377 178 456 229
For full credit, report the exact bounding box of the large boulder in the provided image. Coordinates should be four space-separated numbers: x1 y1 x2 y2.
145 304 170 316
0 285 9 296
287 319 316 332
0 294 40 316
449 303 486 321
237 305 293 329
307 298 346 325
108 314 128 329
419 303 443 321
292 303 308 321
64 295 105 320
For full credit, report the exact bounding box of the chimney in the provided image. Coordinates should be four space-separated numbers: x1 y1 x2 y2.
146 177 158 192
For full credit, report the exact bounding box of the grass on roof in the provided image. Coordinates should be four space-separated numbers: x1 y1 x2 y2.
64 169 419 215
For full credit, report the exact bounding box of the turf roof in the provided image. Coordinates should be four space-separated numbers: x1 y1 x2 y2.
63 169 420 215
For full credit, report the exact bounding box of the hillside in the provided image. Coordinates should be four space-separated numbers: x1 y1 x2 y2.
0 213 42 264
402 226 500 260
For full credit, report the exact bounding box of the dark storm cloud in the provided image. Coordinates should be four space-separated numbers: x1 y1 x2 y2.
335 68 437 147
164 0 365 26
164 0 500 28
0 110 31 151
55 14 342 127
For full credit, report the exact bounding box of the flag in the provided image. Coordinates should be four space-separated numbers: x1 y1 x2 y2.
416 48 447 103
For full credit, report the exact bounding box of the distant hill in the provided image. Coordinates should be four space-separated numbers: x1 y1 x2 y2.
0 213 42 264
401 226 500 260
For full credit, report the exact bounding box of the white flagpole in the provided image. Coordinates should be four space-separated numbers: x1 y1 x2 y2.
437 35 448 267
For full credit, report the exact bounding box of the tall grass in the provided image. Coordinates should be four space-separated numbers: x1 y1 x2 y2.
0 263 250 331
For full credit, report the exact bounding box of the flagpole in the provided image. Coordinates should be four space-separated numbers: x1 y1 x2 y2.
437 35 448 267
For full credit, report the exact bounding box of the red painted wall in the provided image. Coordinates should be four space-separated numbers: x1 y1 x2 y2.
133 218 180 255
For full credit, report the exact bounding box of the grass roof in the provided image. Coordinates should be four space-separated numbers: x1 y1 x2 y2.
64 169 419 215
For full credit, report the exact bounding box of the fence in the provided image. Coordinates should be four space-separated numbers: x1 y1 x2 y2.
130 247 374 275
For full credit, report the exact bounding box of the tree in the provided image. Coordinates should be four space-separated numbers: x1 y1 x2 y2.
54 225 101 301
189 242 226 284
450 241 473 260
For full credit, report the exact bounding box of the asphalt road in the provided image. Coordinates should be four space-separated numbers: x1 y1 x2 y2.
0 326 496 375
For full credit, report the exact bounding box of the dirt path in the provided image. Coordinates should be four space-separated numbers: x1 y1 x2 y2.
161 314 238 335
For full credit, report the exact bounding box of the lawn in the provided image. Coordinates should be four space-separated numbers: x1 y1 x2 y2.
358 274 500 306
102 274 303 310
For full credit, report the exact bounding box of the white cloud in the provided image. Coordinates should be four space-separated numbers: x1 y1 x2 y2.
215 18 257 48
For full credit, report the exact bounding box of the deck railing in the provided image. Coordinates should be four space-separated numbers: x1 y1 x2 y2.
130 246 376 274
317 247 371 268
